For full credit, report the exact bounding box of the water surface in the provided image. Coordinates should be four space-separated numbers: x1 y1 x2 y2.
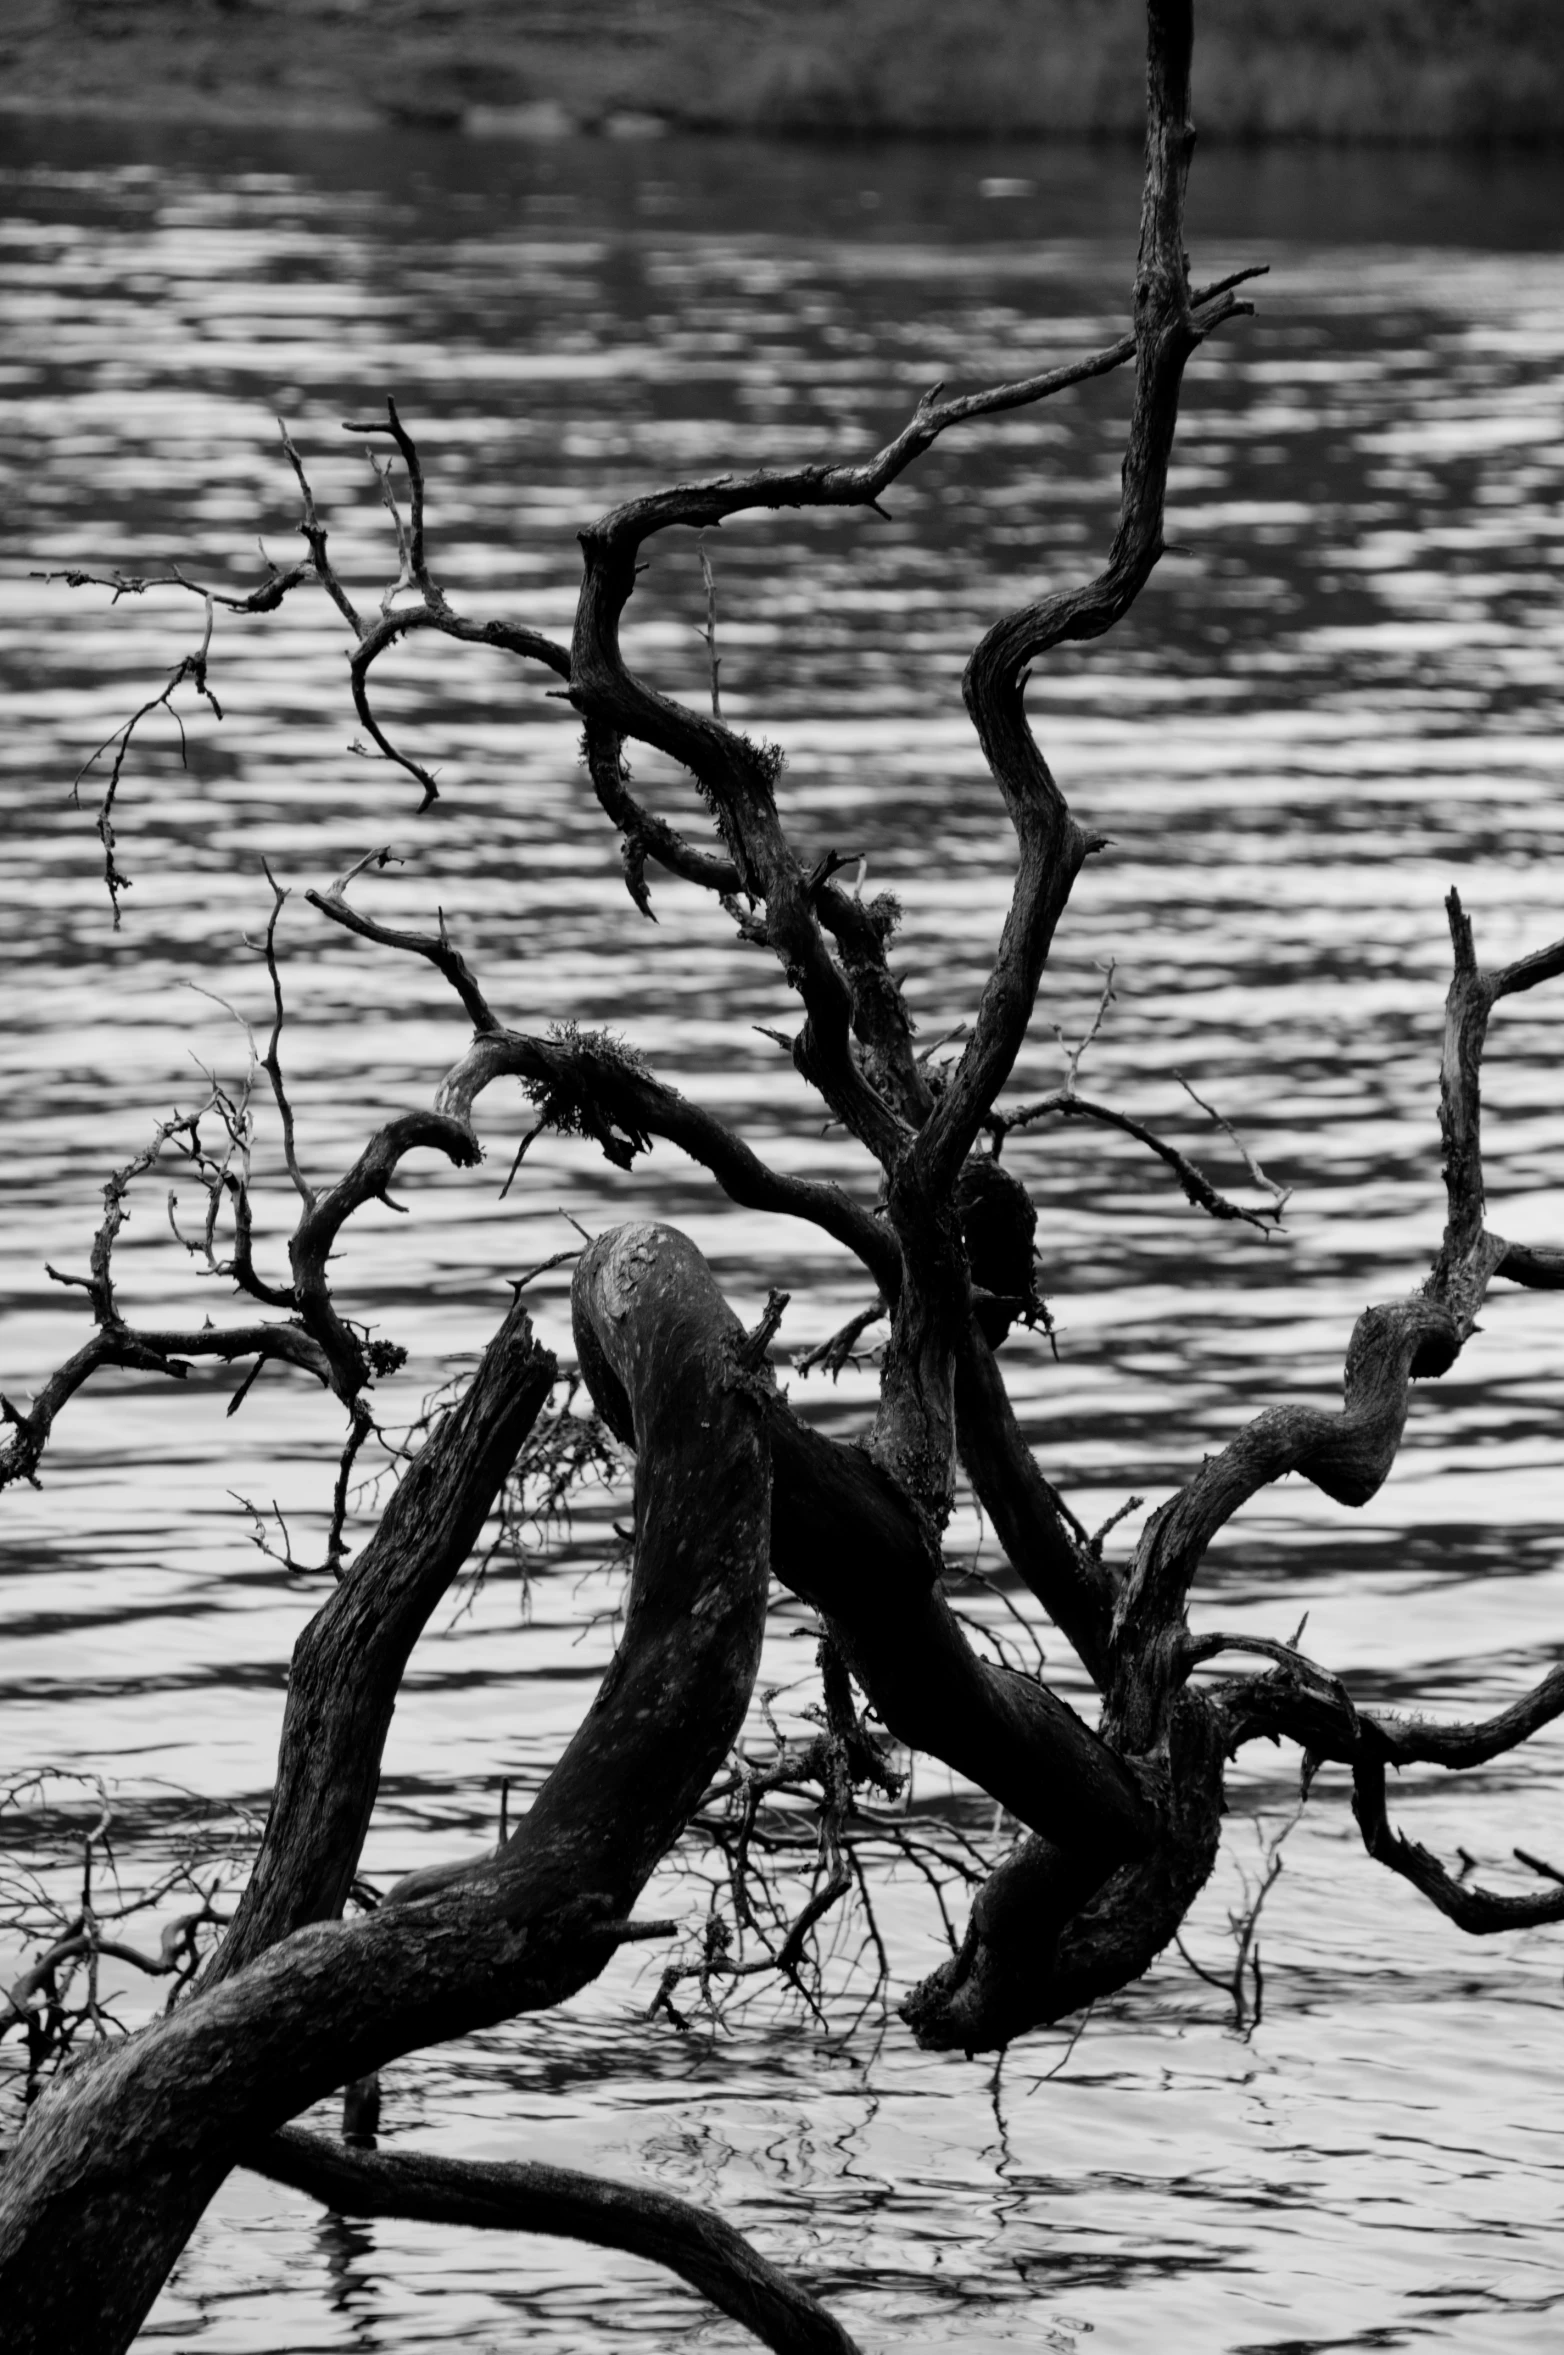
2 122 1563 2354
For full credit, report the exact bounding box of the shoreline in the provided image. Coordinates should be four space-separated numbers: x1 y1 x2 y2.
3 2 1563 150
6 93 1564 155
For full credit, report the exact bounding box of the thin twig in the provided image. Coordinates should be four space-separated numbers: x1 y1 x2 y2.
254 860 311 1204
697 535 722 720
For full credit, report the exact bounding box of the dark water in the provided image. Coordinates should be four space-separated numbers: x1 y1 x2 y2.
2 120 1563 2352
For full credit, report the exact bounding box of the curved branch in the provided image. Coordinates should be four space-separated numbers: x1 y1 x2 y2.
1495 1240 1564 1289
0 1252 775 2344
308 856 499 1033
570 1226 1152 1867
208 1298 557 1982
1352 1743 1564 1932
349 593 570 687
576 570 909 1157
913 8 1250 1202
289 1110 483 1396
1209 1651 1564 1935
856 2 1253 1515
249 2131 862 2355
582 715 741 912
1382 1664 1564 1766
579 265 1261 553
997 1090 1286 1231
346 586 570 811
768 1408 1152 1863
1111 892 1564 1739
348 619 444 806
0 1321 332 1493
218 1169 298 1311
287 396 570 806
1116 1288 1465 1698
438 1029 901 1293
565 271 1251 1164
902 1690 1226 2053
1216 1652 1564 1774
282 410 574 681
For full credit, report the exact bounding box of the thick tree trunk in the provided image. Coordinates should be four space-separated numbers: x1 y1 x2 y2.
901 1695 1226 2051
13 0 1561 2338
0 1237 773 2352
571 1226 1171 2051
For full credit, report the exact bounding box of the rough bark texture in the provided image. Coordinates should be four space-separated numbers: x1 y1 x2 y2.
902 1697 1226 2050
767 1411 1152 1862
8 0 1564 2338
0 1237 773 2352
570 1226 1155 1870
211 1299 556 1982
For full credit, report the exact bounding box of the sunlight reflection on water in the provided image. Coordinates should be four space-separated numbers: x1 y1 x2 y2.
2 123 1563 2352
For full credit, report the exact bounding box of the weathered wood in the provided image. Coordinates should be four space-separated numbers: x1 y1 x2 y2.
251 2128 863 2355
211 1297 556 1983
0 1243 774 2353
953 1320 1115 1681
9 0 1564 2340
569 1223 1152 1867
902 1696 1225 2053
767 1407 1153 1864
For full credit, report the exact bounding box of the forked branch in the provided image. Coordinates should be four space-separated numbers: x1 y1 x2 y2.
1110 893 1564 1740
995 1089 1288 1232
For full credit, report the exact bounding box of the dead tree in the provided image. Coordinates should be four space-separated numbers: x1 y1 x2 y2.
4 4 1564 2348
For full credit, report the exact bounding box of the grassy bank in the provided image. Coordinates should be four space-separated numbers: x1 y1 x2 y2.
3 0 1563 143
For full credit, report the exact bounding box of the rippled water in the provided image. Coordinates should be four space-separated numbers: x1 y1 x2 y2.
2 121 1564 2353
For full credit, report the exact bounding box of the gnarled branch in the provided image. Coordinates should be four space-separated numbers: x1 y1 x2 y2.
248 2129 862 2355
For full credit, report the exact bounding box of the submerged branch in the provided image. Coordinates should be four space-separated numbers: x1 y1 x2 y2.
250 2130 863 2355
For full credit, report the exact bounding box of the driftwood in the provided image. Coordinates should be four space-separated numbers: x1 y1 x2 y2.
3 2 1562 2347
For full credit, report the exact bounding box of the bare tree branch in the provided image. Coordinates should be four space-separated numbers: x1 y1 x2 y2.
1110 890 1564 1748
248 2130 863 2355
1352 1743 1564 1933
308 849 500 1033
996 1089 1288 1231
436 1027 900 1291
255 861 312 1205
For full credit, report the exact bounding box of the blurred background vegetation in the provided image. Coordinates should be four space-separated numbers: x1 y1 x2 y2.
4 0 1564 142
